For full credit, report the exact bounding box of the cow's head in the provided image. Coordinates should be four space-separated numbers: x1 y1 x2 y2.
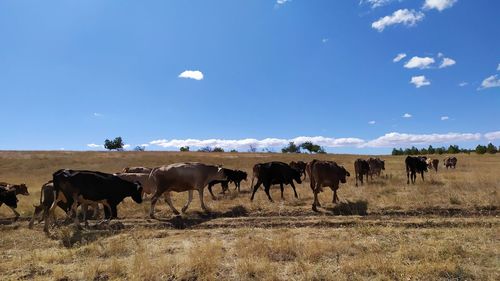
131 181 143 203
291 168 302 184
15 184 29 196
340 166 350 184
215 166 227 181
418 159 428 172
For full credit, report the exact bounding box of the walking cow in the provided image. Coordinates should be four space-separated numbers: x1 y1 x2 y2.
405 156 428 184
306 160 350 212
250 162 302 202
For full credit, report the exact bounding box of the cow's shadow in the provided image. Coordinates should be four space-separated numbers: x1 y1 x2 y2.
324 200 369 216
154 205 249 229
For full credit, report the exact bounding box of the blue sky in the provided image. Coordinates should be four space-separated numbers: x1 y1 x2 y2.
0 0 498 154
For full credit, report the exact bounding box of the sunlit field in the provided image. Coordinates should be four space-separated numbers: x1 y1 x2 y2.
1 151 499 280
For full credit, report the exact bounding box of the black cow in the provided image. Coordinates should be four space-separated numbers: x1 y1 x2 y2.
207 169 248 199
405 156 428 184
44 169 143 232
354 159 370 186
250 162 302 202
0 187 19 220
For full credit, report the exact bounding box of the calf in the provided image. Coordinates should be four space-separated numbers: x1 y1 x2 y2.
0 182 29 196
354 159 370 186
250 162 302 202
368 158 385 178
29 181 100 229
0 187 19 220
405 156 428 184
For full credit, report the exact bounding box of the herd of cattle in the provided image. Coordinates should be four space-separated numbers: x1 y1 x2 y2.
0 156 458 233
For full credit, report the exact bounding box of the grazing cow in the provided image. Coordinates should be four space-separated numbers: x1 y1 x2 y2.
368 158 385 178
250 162 302 202
307 160 350 212
289 161 307 180
354 159 370 186
148 163 227 217
0 182 29 196
0 187 19 220
405 156 428 184
207 179 230 199
122 167 152 174
444 157 457 169
45 169 142 232
114 172 157 196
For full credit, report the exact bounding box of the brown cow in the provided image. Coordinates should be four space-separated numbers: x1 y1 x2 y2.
368 158 385 178
426 158 439 172
148 162 226 217
354 159 370 186
307 160 350 212
444 157 457 169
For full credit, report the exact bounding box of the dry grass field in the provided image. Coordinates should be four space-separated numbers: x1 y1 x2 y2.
0 151 498 280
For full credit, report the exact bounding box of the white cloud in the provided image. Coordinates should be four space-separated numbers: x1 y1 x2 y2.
393 53 407 63
322 38 329 43
276 0 291 5
361 0 392 9
368 120 376 125
123 144 131 149
372 9 425 32
423 0 457 11
87 143 103 149
439 57 456 68
93 113 103 117
437 52 444 58
497 63 500 71
478 75 500 90
178 70 204 81
484 131 500 141
410 75 431 88
441 116 449 121
402 113 412 118
458 82 468 87
404 56 435 69
150 136 365 150
363 132 481 148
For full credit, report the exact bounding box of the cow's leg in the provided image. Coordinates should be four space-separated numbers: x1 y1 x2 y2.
250 180 262 201
8 206 20 221
197 187 210 212
70 195 81 229
181 190 193 213
290 182 299 198
110 204 118 219
91 202 100 219
421 171 425 182
264 183 273 202
279 183 284 200
149 189 166 218
164 192 180 215
29 205 43 228
207 183 216 200
45 191 65 233
82 203 89 227
355 172 359 187
332 187 339 203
